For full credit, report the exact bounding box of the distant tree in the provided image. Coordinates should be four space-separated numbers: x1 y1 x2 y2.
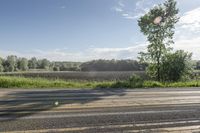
138 0 179 81
40 59 50 70
80 59 144 71
49 62 55 71
3 55 18 72
59 63 68 71
53 62 81 71
18 58 29 71
28 57 37 69
53 66 60 71
37 59 42 69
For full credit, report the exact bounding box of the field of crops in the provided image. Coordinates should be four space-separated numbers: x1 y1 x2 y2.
0 71 146 81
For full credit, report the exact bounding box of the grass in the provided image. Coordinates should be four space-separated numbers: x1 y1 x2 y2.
0 76 200 89
143 80 200 88
0 76 115 89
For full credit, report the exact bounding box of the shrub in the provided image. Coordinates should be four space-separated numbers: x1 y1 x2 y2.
128 75 144 88
160 50 193 82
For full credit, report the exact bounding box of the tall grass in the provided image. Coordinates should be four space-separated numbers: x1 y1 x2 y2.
0 76 115 89
0 76 200 89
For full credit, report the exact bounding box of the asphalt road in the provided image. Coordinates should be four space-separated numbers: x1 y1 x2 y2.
1 88 200 132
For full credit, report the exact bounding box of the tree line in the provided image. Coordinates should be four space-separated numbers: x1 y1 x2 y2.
0 55 199 72
0 56 148 72
80 59 147 71
0 55 81 72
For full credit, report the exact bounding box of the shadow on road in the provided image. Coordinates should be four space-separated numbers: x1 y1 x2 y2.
0 88 126 122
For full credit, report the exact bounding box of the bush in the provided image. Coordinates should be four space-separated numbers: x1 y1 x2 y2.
109 75 144 88
160 50 193 82
111 81 129 88
128 75 143 88
0 76 116 89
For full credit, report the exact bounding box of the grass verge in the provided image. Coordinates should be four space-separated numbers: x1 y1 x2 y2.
0 76 114 89
0 76 200 89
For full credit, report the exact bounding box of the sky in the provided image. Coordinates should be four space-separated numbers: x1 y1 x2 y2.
0 0 200 61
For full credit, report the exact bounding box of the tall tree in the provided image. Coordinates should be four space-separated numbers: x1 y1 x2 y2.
40 59 50 70
28 57 38 69
18 58 29 71
138 0 179 81
4 55 18 72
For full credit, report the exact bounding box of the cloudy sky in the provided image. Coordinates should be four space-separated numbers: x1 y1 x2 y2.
0 0 200 61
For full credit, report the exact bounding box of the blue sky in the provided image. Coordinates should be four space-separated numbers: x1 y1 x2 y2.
0 0 200 61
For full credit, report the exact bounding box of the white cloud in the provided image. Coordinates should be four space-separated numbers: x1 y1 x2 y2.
121 13 136 20
118 0 125 7
0 44 147 61
113 7 123 12
113 0 151 20
0 37 199 61
173 37 200 59
135 0 150 12
179 7 200 32
173 7 200 59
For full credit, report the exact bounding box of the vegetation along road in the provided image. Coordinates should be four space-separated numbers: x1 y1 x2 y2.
1 88 200 132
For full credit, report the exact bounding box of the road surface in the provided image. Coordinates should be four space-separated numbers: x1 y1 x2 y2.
1 88 200 132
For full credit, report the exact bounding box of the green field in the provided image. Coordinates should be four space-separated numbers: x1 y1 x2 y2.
0 71 146 81
0 76 115 89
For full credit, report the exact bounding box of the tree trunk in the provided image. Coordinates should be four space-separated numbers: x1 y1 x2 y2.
157 59 160 81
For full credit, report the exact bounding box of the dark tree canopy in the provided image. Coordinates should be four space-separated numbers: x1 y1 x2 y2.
80 60 146 71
